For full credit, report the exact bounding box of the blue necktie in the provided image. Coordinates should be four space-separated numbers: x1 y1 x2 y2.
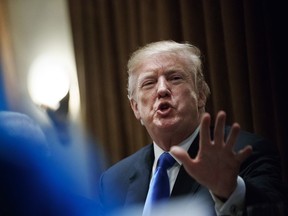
143 152 176 215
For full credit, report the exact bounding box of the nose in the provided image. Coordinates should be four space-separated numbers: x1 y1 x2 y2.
157 77 171 98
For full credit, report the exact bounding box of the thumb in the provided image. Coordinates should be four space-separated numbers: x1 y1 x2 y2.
170 146 192 165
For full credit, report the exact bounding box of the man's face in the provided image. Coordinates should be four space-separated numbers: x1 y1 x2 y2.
130 53 205 139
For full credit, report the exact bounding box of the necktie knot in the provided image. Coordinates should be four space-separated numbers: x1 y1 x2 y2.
157 152 175 170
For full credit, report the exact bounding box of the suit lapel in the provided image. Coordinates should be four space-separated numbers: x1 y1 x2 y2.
171 135 200 197
124 144 154 206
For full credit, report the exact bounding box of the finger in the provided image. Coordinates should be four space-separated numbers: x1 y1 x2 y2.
213 111 226 146
236 145 253 163
170 146 192 164
170 146 196 176
199 113 211 150
225 123 240 150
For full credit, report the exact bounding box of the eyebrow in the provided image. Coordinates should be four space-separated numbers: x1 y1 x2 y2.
137 72 155 81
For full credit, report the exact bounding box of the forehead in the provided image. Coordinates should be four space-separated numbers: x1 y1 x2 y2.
134 53 189 76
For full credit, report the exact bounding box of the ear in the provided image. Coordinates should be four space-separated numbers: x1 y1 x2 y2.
130 98 141 120
197 91 206 110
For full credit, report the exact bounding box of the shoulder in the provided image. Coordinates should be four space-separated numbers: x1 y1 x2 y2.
97 144 153 207
224 126 275 152
101 144 153 180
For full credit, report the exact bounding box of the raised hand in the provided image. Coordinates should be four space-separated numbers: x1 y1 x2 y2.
170 111 252 200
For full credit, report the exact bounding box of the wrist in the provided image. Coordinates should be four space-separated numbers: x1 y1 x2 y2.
212 181 237 201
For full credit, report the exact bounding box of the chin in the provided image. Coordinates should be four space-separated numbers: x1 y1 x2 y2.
154 119 179 130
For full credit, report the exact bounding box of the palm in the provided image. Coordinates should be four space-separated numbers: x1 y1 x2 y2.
171 111 252 199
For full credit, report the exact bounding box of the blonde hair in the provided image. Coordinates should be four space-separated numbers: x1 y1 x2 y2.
127 40 210 100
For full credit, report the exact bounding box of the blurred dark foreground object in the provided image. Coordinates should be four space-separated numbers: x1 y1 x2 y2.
0 111 100 215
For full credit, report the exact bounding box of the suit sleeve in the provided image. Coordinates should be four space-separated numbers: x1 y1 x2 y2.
238 135 288 213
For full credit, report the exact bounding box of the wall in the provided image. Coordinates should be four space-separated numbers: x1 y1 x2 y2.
6 0 80 121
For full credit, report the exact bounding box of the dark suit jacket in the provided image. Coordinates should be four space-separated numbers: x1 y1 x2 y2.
97 127 287 215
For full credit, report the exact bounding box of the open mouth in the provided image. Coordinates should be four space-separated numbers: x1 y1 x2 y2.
156 102 172 116
158 103 170 111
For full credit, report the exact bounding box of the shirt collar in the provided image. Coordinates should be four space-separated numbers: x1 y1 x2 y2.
153 126 200 166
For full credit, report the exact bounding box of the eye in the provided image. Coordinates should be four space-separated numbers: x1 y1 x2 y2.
172 75 182 80
169 74 184 83
141 79 156 88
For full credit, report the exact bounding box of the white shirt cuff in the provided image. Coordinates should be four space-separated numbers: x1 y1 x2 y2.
210 176 245 216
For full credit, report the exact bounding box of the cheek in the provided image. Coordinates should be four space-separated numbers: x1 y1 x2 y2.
137 93 154 113
138 88 157 104
178 88 199 109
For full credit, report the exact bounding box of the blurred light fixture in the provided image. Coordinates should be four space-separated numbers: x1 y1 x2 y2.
27 54 71 110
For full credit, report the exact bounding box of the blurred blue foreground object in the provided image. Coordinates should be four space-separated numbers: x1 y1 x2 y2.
0 111 100 215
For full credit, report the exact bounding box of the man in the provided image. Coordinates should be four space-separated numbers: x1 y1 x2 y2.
97 41 287 215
